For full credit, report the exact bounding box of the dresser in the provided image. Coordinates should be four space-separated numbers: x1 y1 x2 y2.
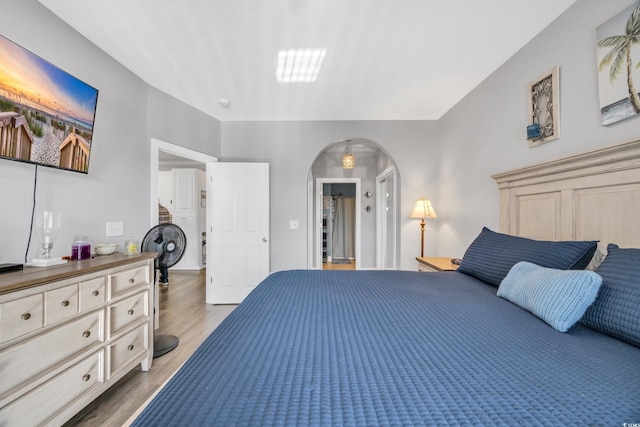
0 253 155 426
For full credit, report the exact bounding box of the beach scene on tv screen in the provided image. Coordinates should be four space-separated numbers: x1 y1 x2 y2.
0 35 98 173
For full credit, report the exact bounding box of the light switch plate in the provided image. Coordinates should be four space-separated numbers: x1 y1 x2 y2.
289 220 299 229
106 222 124 237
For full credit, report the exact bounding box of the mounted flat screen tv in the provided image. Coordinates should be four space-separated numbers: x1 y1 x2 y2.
0 34 98 174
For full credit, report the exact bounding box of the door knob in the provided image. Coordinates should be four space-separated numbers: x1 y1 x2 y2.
262 238 268 243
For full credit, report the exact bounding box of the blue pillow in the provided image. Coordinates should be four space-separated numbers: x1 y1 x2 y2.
581 244 640 348
458 227 598 287
497 261 602 332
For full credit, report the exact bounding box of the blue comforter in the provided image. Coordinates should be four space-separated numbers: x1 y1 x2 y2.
133 270 640 426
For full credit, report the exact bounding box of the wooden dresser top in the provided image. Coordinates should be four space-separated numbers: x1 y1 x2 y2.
0 253 157 295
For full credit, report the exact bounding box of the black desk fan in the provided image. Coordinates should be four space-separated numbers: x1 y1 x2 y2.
141 223 187 358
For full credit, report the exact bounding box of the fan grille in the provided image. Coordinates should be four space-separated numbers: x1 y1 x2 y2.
141 224 187 268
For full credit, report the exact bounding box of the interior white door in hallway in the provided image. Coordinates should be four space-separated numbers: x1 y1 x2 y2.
207 162 269 304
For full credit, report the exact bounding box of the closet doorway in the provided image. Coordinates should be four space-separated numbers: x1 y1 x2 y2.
323 182 357 270
316 178 361 270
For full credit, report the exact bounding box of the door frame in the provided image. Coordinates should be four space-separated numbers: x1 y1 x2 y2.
376 165 397 269
150 139 218 325
150 138 218 227
315 178 361 269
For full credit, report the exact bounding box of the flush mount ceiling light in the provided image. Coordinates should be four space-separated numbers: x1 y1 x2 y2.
276 48 326 83
218 98 231 107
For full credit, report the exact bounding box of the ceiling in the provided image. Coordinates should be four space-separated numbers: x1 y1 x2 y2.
39 0 576 122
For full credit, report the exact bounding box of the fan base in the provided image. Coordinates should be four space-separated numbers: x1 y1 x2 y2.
154 334 179 358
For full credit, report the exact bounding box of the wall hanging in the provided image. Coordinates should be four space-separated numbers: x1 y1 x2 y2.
527 66 559 147
596 2 640 126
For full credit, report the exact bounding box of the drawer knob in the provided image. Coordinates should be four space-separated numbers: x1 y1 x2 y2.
127 309 134 316
92 290 100 296
127 344 134 351
61 300 70 307
82 330 91 338
129 278 135 284
21 313 31 320
82 374 91 382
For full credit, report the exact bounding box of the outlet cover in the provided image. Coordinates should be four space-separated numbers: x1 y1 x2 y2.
106 222 124 237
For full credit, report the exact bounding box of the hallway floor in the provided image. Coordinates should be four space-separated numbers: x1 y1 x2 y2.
322 259 356 270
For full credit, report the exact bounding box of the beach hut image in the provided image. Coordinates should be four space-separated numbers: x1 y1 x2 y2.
0 111 34 161
59 128 90 172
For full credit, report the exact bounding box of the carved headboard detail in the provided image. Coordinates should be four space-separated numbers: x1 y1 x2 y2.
492 139 640 252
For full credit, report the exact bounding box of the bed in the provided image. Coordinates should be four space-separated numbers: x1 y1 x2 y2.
132 140 640 426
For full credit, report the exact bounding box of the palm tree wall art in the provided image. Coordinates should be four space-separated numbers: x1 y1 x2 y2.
597 2 640 126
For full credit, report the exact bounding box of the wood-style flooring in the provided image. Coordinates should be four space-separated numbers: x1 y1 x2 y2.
322 259 356 270
64 270 236 427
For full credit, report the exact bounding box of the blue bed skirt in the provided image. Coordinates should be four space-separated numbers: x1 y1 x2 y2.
133 270 640 426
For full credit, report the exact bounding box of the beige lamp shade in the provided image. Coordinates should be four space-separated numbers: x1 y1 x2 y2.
409 197 437 219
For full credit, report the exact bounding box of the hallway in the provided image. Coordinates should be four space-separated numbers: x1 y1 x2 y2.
322 259 355 270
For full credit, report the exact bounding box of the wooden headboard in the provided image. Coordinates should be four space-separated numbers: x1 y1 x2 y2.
492 139 640 253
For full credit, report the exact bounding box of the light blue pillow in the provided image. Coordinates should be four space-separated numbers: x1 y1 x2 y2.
497 261 602 332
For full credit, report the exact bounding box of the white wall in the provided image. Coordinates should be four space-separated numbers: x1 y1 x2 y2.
147 86 221 156
221 120 440 272
437 0 640 258
0 0 221 264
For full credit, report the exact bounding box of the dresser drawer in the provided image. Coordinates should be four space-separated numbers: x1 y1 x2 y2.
79 277 106 312
0 350 103 427
45 284 79 325
0 310 103 398
109 266 149 299
0 294 44 343
108 291 148 337
108 323 148 378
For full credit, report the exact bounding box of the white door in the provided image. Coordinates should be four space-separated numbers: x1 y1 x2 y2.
207 163 269 304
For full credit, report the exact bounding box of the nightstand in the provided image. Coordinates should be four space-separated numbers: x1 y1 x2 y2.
416 257 459 272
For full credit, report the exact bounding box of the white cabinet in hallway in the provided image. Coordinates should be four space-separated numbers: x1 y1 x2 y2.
158 168 206 270
173 168 200 212
172 213 202 270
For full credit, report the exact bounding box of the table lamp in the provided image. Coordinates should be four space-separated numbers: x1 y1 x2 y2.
409 197 437 257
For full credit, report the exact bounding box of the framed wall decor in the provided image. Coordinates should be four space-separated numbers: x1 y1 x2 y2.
596 2 640 126
527 66 559 148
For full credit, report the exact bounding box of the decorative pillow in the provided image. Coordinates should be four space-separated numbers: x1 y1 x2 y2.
457 227 598 287
497 261 602 332
585 247 606 271
580 244 640 348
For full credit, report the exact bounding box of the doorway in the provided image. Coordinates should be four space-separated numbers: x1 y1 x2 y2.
376 166 397 269
316 178 361 269
307 138 399 270
322 183 357 270
149 139 217 324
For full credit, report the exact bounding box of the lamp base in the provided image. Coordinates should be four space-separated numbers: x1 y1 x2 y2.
27 258 68 267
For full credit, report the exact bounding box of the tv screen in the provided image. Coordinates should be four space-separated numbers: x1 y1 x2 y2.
0 34 98 174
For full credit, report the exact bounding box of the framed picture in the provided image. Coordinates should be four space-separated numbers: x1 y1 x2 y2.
596 2 640 126
527 66 559 148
